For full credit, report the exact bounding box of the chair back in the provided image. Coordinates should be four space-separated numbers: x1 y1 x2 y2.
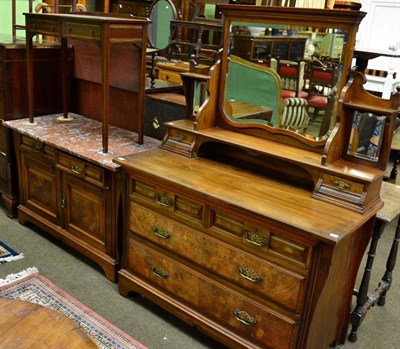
275 59 306 97
308 63 338 97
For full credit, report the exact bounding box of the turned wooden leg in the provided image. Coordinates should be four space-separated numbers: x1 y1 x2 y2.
348 219 386 343
389 152 399 183
377 215 400 306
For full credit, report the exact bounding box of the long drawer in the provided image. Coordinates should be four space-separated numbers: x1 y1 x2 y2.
130 202 307 313
126 236 299 349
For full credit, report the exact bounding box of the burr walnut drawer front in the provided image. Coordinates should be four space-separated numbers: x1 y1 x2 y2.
63 22 101 40
126 237 299 349
28 19 61 35
56 152 105 187
129 178 204 224
130 203 307 312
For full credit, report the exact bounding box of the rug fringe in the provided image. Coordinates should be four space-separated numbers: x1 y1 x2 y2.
0 253 24 264
0 266 38 286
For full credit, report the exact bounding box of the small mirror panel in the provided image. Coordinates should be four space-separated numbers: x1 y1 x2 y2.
148 0 177 50
347 111 386 162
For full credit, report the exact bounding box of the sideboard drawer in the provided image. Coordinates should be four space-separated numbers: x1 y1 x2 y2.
57 152 105 187
63 22 101 40
20 135 55 160
29 19 61 36
126 237 299 349
130 203 307 312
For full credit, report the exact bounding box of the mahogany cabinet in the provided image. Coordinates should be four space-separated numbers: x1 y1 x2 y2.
0 35 65 217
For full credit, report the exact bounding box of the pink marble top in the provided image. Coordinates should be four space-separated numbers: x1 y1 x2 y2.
4 113 160 171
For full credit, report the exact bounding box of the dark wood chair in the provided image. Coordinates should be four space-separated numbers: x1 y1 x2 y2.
275 59 308 99
307 62 338 122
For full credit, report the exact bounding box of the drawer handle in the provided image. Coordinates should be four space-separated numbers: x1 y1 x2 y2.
32 144 43 153
233 309 256 326
71 164 84 175
66 26 72 34
89 30 95 37
151 265 168 279
334 180 350 191
31 23 37 30
175 132 186 141
244 231 268 247
152 226 171 239
239 267 263 283
50 25 55 32
155 193 173 207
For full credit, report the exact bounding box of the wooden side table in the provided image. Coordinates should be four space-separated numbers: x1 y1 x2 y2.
348 181 400 342
0 297 99 348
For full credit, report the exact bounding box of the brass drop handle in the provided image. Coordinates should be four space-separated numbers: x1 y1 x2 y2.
239 267 263 283
50 25 55 32
155 193 173 207
151 265 168 279
71 164 84 175
152 226 171 239
233 309 256 326
61 194 66 209
89 30 95 37
334 180 350 191
244 231 268 247
66 26 72 34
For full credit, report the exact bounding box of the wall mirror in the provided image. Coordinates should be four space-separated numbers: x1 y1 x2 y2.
148 0 177 50
216 5 365 148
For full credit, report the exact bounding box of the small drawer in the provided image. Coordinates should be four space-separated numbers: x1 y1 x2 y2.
126 237 299 349
20 135 55 159
321 174 364 195
63 22 101 40
29 19 60 35
130 178 204 223
130 203 306 312
168 128 195 145
211 208 312 268
57 152 105 186
158 70 182 84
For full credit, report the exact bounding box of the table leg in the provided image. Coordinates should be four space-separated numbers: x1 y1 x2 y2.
348 219 386 343
377 214 400 306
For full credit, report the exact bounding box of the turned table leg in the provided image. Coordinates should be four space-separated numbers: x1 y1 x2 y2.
348 219 386 343
377 214 400 306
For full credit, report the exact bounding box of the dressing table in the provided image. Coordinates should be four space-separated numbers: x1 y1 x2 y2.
114 5 399 349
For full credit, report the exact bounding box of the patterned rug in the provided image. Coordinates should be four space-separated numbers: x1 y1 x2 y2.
0 268 147 349
0 241 24 263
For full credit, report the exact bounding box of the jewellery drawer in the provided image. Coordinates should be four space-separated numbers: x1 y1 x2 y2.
28 19 61 35
126 237 299 349
320 174 364 195
56 152 105 187
63 22 101 40
130 203 307 312
129 177 204 223
210 208 313 269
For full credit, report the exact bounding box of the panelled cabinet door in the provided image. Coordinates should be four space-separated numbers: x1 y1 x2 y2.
60 171 108 253
19 148 59 225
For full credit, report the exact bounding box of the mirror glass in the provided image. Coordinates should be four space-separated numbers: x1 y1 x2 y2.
347 111 386 162
224 22 347 141
148 0 177 50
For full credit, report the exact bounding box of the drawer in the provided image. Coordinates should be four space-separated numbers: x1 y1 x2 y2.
20 135 55 160
158 69 182 84
28 19 61 36
211 208 313 269
126 237 299 349
57 152 105 187
129 178 204 223
63 22 101 40
130 203 307 312
321 174 364 195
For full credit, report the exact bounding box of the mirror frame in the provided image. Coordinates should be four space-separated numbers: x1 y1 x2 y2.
147 0 178 50
216 5 366 149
